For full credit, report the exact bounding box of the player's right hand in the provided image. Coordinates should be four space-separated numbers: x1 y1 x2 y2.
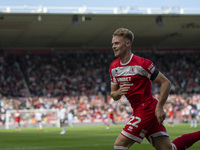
155 105 166 125
118 83 130 95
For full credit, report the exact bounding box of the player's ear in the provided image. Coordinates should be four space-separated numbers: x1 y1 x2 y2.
125 39 131 47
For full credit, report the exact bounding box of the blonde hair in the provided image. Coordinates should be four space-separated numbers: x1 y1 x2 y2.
113 28 134 43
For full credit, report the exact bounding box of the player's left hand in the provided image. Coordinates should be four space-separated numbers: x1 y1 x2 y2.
155 106 166 125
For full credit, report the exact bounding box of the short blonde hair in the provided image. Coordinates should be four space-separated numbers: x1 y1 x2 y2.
113 28 134 43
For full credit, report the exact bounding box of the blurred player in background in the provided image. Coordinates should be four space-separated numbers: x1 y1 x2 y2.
59 104 67 134
14 109 21 131
106 106 117 129
190 106 198 128
0 107 6 125
110 28 200 150
35 111 43 130
67 110 73 127
167 103 174 127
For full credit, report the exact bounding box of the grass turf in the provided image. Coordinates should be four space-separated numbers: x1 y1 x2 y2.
0 124 199 150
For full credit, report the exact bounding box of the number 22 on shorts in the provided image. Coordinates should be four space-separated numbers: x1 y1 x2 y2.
127 116 141 128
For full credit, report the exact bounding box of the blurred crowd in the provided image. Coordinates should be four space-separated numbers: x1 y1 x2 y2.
0 49 200 125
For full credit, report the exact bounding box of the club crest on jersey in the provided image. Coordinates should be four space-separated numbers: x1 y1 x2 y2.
130 66 135 74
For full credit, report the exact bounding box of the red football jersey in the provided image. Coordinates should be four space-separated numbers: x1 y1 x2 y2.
15 112 21 122
168 107 174 118
110 54 157 110
108 108 114 119
110 54 169 143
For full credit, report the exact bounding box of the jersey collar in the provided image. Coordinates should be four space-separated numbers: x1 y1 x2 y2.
120 53 134 65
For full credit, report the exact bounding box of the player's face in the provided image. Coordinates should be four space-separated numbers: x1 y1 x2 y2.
112 36 129 58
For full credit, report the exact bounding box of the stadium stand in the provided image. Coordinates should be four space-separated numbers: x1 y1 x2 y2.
0 49 200 126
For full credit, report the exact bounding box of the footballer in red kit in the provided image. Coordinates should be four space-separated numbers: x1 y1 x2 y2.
110 28 200 150
14 110 21 131
106 107 117 129
168 104 174 126
110 53 168 144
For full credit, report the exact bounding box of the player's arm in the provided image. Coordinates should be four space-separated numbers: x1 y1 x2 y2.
110 83 130 101
152 70 171 124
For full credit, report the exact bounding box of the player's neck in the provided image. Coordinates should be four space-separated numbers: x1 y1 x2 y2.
120 51 132 64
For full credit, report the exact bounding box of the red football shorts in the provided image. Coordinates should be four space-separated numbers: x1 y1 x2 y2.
121 100 169 144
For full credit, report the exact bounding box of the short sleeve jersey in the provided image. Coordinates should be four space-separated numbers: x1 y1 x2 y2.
110 54 157 110
59 108 66 120
15 112 21 122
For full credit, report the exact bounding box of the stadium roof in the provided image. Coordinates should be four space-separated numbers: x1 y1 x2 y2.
0 13 200 50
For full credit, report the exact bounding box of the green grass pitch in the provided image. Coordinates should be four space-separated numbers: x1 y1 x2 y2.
0 124 199 150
